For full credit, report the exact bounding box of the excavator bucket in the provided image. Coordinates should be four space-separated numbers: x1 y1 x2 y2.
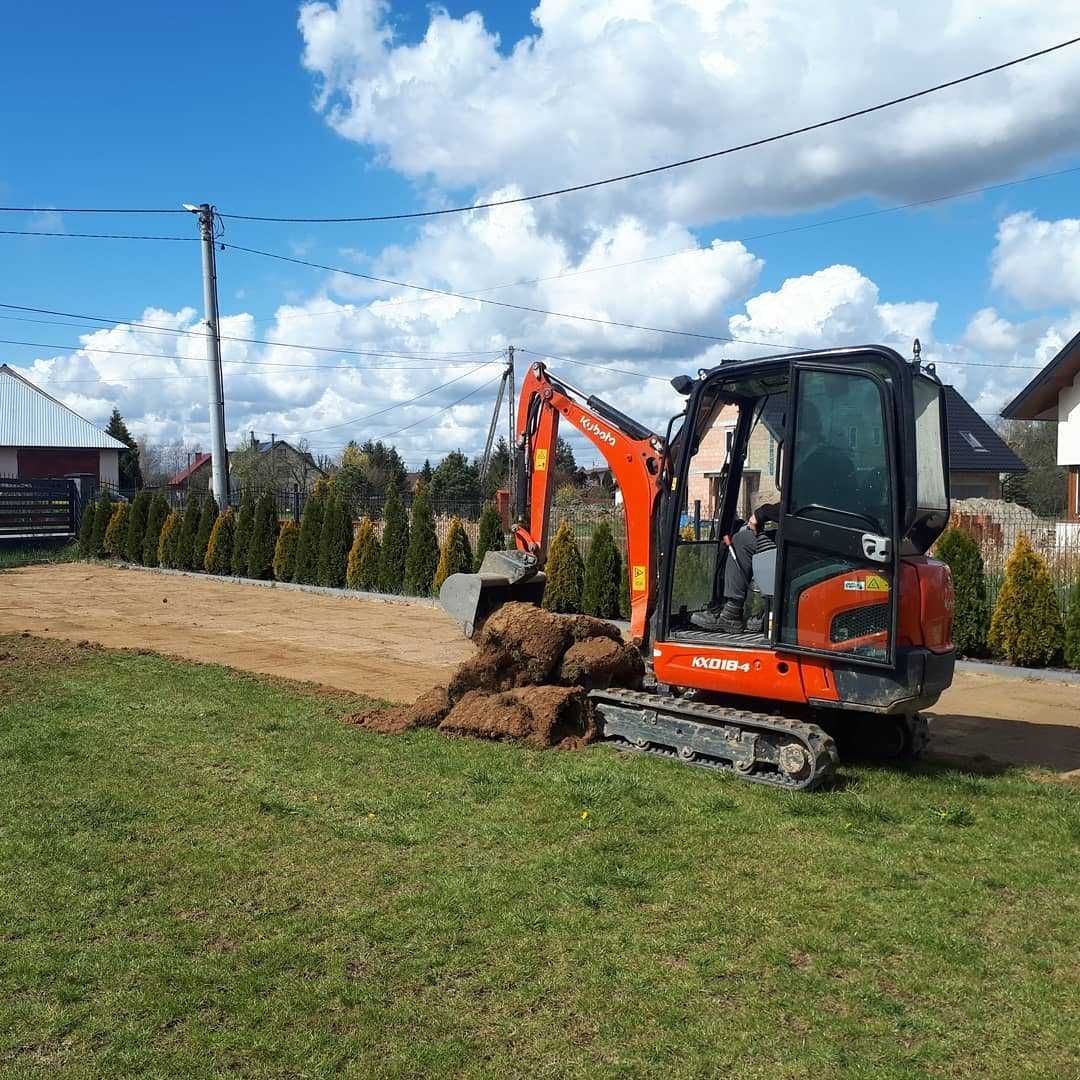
439 549 546 638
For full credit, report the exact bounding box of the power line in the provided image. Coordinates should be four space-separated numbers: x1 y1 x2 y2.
518 348 680 382
379 373 506 439
217 37 1080 223
0 206 185 215
0 230 195 241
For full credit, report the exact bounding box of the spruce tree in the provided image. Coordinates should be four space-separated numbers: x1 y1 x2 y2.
935 528 990 656
104 407 142 489
474 502 505 570
231 491 256 576
125 490 151 564
142 493 170 567
204 510 235 574
174 492 202 570
292 483 326 585
192 493 219 572
404 486 440 596
582 521 622 619
346 517 375 590
987 534 1064 667
542 521 584 613
376 485 409 593
89 492 113 558
317 494 350 588
158 511 183 568
78 497 97 558
246 492 279 580
103 502 131 558
433 516 474 593
1064 578 1080 670
273 520 300 582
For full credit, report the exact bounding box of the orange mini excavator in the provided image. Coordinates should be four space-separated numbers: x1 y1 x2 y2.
440 344 955 789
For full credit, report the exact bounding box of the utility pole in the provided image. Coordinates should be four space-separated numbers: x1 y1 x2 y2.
184 202 229 508
506 344 516 498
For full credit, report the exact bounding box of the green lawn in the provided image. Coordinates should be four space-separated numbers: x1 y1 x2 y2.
0 543 78 570
1 637 1077 1079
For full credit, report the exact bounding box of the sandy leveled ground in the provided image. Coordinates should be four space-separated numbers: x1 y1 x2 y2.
2 562 1078 773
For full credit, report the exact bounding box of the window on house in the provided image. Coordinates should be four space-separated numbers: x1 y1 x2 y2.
960 430 988 453
725 429 734 455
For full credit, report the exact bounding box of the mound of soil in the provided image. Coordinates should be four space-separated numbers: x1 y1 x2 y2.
346 602 642 750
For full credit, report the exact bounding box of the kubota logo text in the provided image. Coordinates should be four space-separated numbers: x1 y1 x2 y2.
690 656 750 672
580 417 616 445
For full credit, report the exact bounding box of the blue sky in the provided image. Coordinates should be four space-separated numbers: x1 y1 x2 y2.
2 1 1079 462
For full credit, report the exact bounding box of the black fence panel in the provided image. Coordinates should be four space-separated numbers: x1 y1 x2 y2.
0 478 77 538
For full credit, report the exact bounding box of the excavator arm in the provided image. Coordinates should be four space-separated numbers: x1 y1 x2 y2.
512 361 667 643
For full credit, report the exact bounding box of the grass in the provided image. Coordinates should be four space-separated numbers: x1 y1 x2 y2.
1 637 1077 1079
0 542 78 570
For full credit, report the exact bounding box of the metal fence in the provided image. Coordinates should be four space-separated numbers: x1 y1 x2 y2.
0 478 79 539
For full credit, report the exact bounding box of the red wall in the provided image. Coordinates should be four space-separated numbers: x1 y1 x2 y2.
16 449 100 479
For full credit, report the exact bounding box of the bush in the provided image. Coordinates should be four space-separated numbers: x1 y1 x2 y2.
142 493 170 567
158 511 183 568
346 517 379 590
618 552 631 620
292 484 325 585
89 492 113 558
542 521 584 613
246 492 279 580
231 492 256 576
273 520 300 582
125 490 151 564
987 534 1064 667
103 503 131 558
174 493 202 570
376 485 409 593
404 486 440 596
78 498 97 558
192 494 219 571
934 527 990 657
474 503 505 570
433 516 473 593
1064 578 1080 670
204 510 235 574
317 494 352 588
582 521 622 619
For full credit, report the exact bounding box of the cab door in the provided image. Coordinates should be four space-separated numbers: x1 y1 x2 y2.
774 364 899 667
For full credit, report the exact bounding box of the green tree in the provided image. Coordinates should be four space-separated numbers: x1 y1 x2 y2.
78 497 97 558
142 493 170 567
553 436 580 489
273 520 300 582
420 459 433 485
103 502 130 558
292 479 327 585
1064 578 1080 670
231 491 256 576
89 492 113 558
346 517 375 590
125 489 151 563
173 493 201 570
433 517 473 593
474 503 505 570
404 486 440 595
480 437 510 500
618 551 631 619
542 521 584 613
376 485 409 593
987 534 1064 667
934 528 990 656
158 511 183 568
582 521 622 618
317 494 352 588
105 408 142 489
430 450 480 504
246 492 279 580
204 510 236 574
1000 420 1067 517
192 494 219 571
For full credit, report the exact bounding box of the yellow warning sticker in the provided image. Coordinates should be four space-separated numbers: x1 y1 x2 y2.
864 574 890 592
632 564 647 592
534 448 548 471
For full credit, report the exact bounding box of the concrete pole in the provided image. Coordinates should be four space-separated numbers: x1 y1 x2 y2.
190 203 229 507
506 344 516 499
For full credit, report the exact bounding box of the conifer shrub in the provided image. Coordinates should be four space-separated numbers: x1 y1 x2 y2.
204 510 236 574
273 520 300 582
934 527 990 657
292 485 325 585
125 490 151 564
404 486 440 595
618 552 631 620
246 492 279 580
103 502 131 558
89 493 113 558
173 493 202 570
158 511 183 568
192 494 219 571
346 517 376 590
542 521 584 613
316 494 352 588
376 485 409 593
433 516 473 593
78 497 97 558
231 491 256 576
474 503 505 570
351 518 382 591
582 521 622 618
987 534 1064 667
142 493 170 567
1063 577 1080 670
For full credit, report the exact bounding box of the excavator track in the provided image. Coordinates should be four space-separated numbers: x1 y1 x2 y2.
591 688 839 791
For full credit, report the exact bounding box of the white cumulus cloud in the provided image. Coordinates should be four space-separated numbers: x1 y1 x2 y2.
991 211 1080 309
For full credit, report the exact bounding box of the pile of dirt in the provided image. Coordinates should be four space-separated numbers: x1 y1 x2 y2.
344 602 644 749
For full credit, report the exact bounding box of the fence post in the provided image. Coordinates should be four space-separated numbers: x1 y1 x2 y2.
694 499 701 540
293 486 301 523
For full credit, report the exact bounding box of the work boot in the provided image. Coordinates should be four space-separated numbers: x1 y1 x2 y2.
691 600 745 633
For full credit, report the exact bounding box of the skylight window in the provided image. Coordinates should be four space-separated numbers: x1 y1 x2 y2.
960 430 988 452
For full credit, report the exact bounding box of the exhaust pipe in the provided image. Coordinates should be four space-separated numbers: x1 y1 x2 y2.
439 549 546 637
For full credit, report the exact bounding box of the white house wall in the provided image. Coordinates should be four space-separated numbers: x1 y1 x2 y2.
1058 373 1080 467
99 449 120 487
